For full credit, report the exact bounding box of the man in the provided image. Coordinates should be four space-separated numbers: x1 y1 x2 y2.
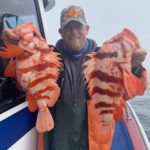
0 5 147 150
44 6 98 150
44 5 147 150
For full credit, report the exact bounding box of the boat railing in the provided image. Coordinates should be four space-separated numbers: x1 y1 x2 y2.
124 102 150 150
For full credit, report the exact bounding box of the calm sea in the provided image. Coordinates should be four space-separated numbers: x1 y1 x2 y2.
130 76 150 142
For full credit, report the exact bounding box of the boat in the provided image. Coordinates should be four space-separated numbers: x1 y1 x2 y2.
112 102 150 150
0 0 149 149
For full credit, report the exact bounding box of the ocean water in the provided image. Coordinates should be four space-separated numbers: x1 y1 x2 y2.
130 77 150 142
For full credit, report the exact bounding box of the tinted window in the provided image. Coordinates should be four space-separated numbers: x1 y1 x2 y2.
0 0 39 113
0 0 39 30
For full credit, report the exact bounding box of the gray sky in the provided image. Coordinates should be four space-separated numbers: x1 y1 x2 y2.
46 0 150 72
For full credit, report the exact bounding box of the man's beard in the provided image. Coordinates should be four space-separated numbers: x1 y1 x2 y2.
69 39 84 51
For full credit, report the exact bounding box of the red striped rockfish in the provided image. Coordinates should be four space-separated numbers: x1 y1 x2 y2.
83 28 146 150
0 22 62 133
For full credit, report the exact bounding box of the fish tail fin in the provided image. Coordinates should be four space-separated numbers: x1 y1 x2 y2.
0 44 22 59
36 106 54 133
26 92 38 112
88 100 114 150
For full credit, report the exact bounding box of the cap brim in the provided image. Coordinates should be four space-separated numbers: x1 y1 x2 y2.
61 17 86 28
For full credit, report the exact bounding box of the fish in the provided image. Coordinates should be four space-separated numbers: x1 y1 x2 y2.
83 28 147 150
0 22 62 133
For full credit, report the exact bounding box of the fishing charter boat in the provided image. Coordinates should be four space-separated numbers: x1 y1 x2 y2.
0 0 149 149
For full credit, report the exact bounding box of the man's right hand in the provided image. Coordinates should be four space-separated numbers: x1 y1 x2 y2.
1 28 20 45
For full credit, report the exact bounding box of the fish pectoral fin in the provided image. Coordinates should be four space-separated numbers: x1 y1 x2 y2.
0 44 22 59
123 67 146 99
26 92 37 112
4 59 16 78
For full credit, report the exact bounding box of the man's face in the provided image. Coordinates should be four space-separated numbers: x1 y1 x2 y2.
59 21 89 51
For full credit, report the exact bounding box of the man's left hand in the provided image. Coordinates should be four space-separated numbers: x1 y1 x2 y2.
131 48 147 68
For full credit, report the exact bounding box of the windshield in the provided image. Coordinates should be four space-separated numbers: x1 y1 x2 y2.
0 0 39 30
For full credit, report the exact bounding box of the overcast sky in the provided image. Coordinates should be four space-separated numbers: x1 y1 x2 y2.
46 0 150 72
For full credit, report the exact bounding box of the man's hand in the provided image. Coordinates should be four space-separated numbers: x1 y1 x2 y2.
1 28 20 45
131 48 147 68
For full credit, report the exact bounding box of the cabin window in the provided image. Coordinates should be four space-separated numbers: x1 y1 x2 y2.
0 0 40 113
0 0 40 30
